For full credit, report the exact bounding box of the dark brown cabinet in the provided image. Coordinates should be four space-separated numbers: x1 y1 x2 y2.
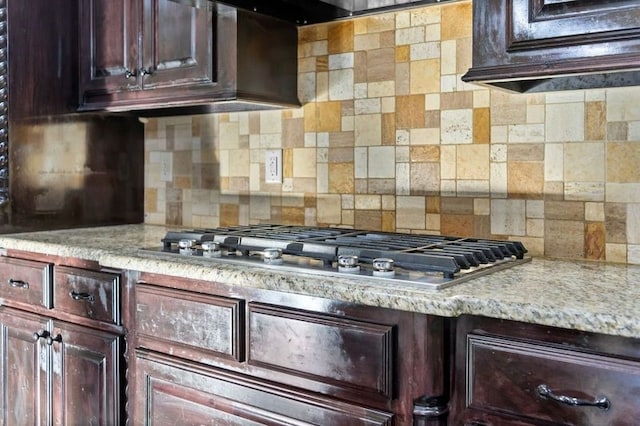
462 0 640 92
79 0 214 110
0 254 124 425
79 1 299 113
131 272 448 425
451 315 640 425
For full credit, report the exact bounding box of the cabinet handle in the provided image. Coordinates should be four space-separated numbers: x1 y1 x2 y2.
139 67 153 77
7 278 28 289
69 290 95 303
32 329 48 341
124 69 137 79
536 384 610 410
46 334 62 346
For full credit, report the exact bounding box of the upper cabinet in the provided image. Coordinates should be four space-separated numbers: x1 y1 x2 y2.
79 0 299 113
462 0 640 93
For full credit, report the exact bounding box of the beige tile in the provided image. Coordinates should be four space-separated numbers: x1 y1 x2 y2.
396 196 426 229
441 109 473 144
440 1 472 40
328 21 354 54
292 148 317 178
410 162 440 195
441 215 474 237
564 142 605 182
367 48 396 82
355 114 382 146
369 146 396 178
508 162 544 198
546 103 585 142
396 95 425 128
328 163 354 193
457 145 490 179
410 59 440 94
544 220 584 259
586 101 606 141
491 199 526 236
607 142 640 183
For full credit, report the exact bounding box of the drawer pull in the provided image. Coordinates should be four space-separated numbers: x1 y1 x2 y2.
536 384 610 410
32 329 48 341
8 278 28 289
46 334 62 346
69 290 95 303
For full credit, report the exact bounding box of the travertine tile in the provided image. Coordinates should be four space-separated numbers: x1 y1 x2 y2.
607 142 640 183
545 220 584 259
457 145 489 179
410 162 440 195
585 222 606 260
396 196 426 229
440 1 472 40
328 21 354 54
491 199 526 236
410 59 440 94
546 103 585 142
441 109 473 144
396 95 425 128
355 114 382 146
564 142 605 182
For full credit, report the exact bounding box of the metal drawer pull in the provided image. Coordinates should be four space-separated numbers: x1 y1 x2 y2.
32 329 48 341
69 291 95 303
46 334 62 346
536 384 610 410
7 278 28 289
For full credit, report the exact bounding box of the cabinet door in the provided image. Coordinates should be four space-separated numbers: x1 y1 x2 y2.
141 0 214 90
0 307 49 426
51 321 121 426
79 0 140 102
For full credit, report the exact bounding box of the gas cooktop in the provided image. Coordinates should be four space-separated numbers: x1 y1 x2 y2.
143 224 531 290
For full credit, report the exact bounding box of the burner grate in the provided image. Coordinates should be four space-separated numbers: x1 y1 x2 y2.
160 225 528 279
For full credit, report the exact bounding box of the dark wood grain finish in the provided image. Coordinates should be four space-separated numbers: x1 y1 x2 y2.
51 320 122 426
248 302 395 399
79 2 299 113
0 256 53 308
462 0 640 92
54 266 121 325
451 316 640 425
0 307 49 425
135 349 394 426
135 283 245 362
78 0 140 101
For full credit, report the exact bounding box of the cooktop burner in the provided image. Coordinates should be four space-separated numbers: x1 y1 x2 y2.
143 224 531 290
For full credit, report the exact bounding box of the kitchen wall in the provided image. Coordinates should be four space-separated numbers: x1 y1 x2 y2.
144 0 640 264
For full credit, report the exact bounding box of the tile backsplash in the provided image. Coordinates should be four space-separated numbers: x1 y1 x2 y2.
144 0 640 264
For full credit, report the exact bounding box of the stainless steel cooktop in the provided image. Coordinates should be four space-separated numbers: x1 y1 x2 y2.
143 224 531 290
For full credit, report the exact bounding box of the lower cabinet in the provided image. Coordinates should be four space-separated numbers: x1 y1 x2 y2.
0 307 121 425
132 273 448 425
0 254 125 426
451 315 640 426
134 349 393 425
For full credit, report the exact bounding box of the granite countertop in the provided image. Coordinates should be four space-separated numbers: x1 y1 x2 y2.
0 224 639 339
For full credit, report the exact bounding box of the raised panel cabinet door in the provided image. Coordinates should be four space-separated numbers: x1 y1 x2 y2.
79 0 140 100
50 321 121 426
141 0 215 90
0 307 50 426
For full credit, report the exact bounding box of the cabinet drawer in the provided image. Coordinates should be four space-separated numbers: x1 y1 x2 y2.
0 256 53 308
135 284 244 363
466 334 640 425
54 266 120 324
135 351 393 426
248 303 395 399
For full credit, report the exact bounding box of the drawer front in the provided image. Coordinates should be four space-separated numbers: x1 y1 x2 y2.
248 303 395 399
0 256 53 308
135 284 244 363
54 266 120 324
467 334 640 425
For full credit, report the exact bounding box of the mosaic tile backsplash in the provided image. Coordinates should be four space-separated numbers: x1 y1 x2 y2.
144 0 640 264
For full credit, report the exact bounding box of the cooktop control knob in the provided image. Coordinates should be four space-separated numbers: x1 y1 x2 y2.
338 255 360 274
372 258 395 277
178 239 197 256
201 241 222 258
263 248 283 265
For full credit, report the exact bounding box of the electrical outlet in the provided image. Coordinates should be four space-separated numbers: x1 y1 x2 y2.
265 149 282 183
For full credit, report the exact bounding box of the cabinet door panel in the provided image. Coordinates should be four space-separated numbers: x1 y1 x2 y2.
51 321 121 426
134 351 394 426
0 308 49 426
142 0 215 89
248 303 395 399
79 0 140 98
509 0 640 50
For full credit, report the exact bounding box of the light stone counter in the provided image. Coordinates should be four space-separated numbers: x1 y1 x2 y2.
0 224 639 339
